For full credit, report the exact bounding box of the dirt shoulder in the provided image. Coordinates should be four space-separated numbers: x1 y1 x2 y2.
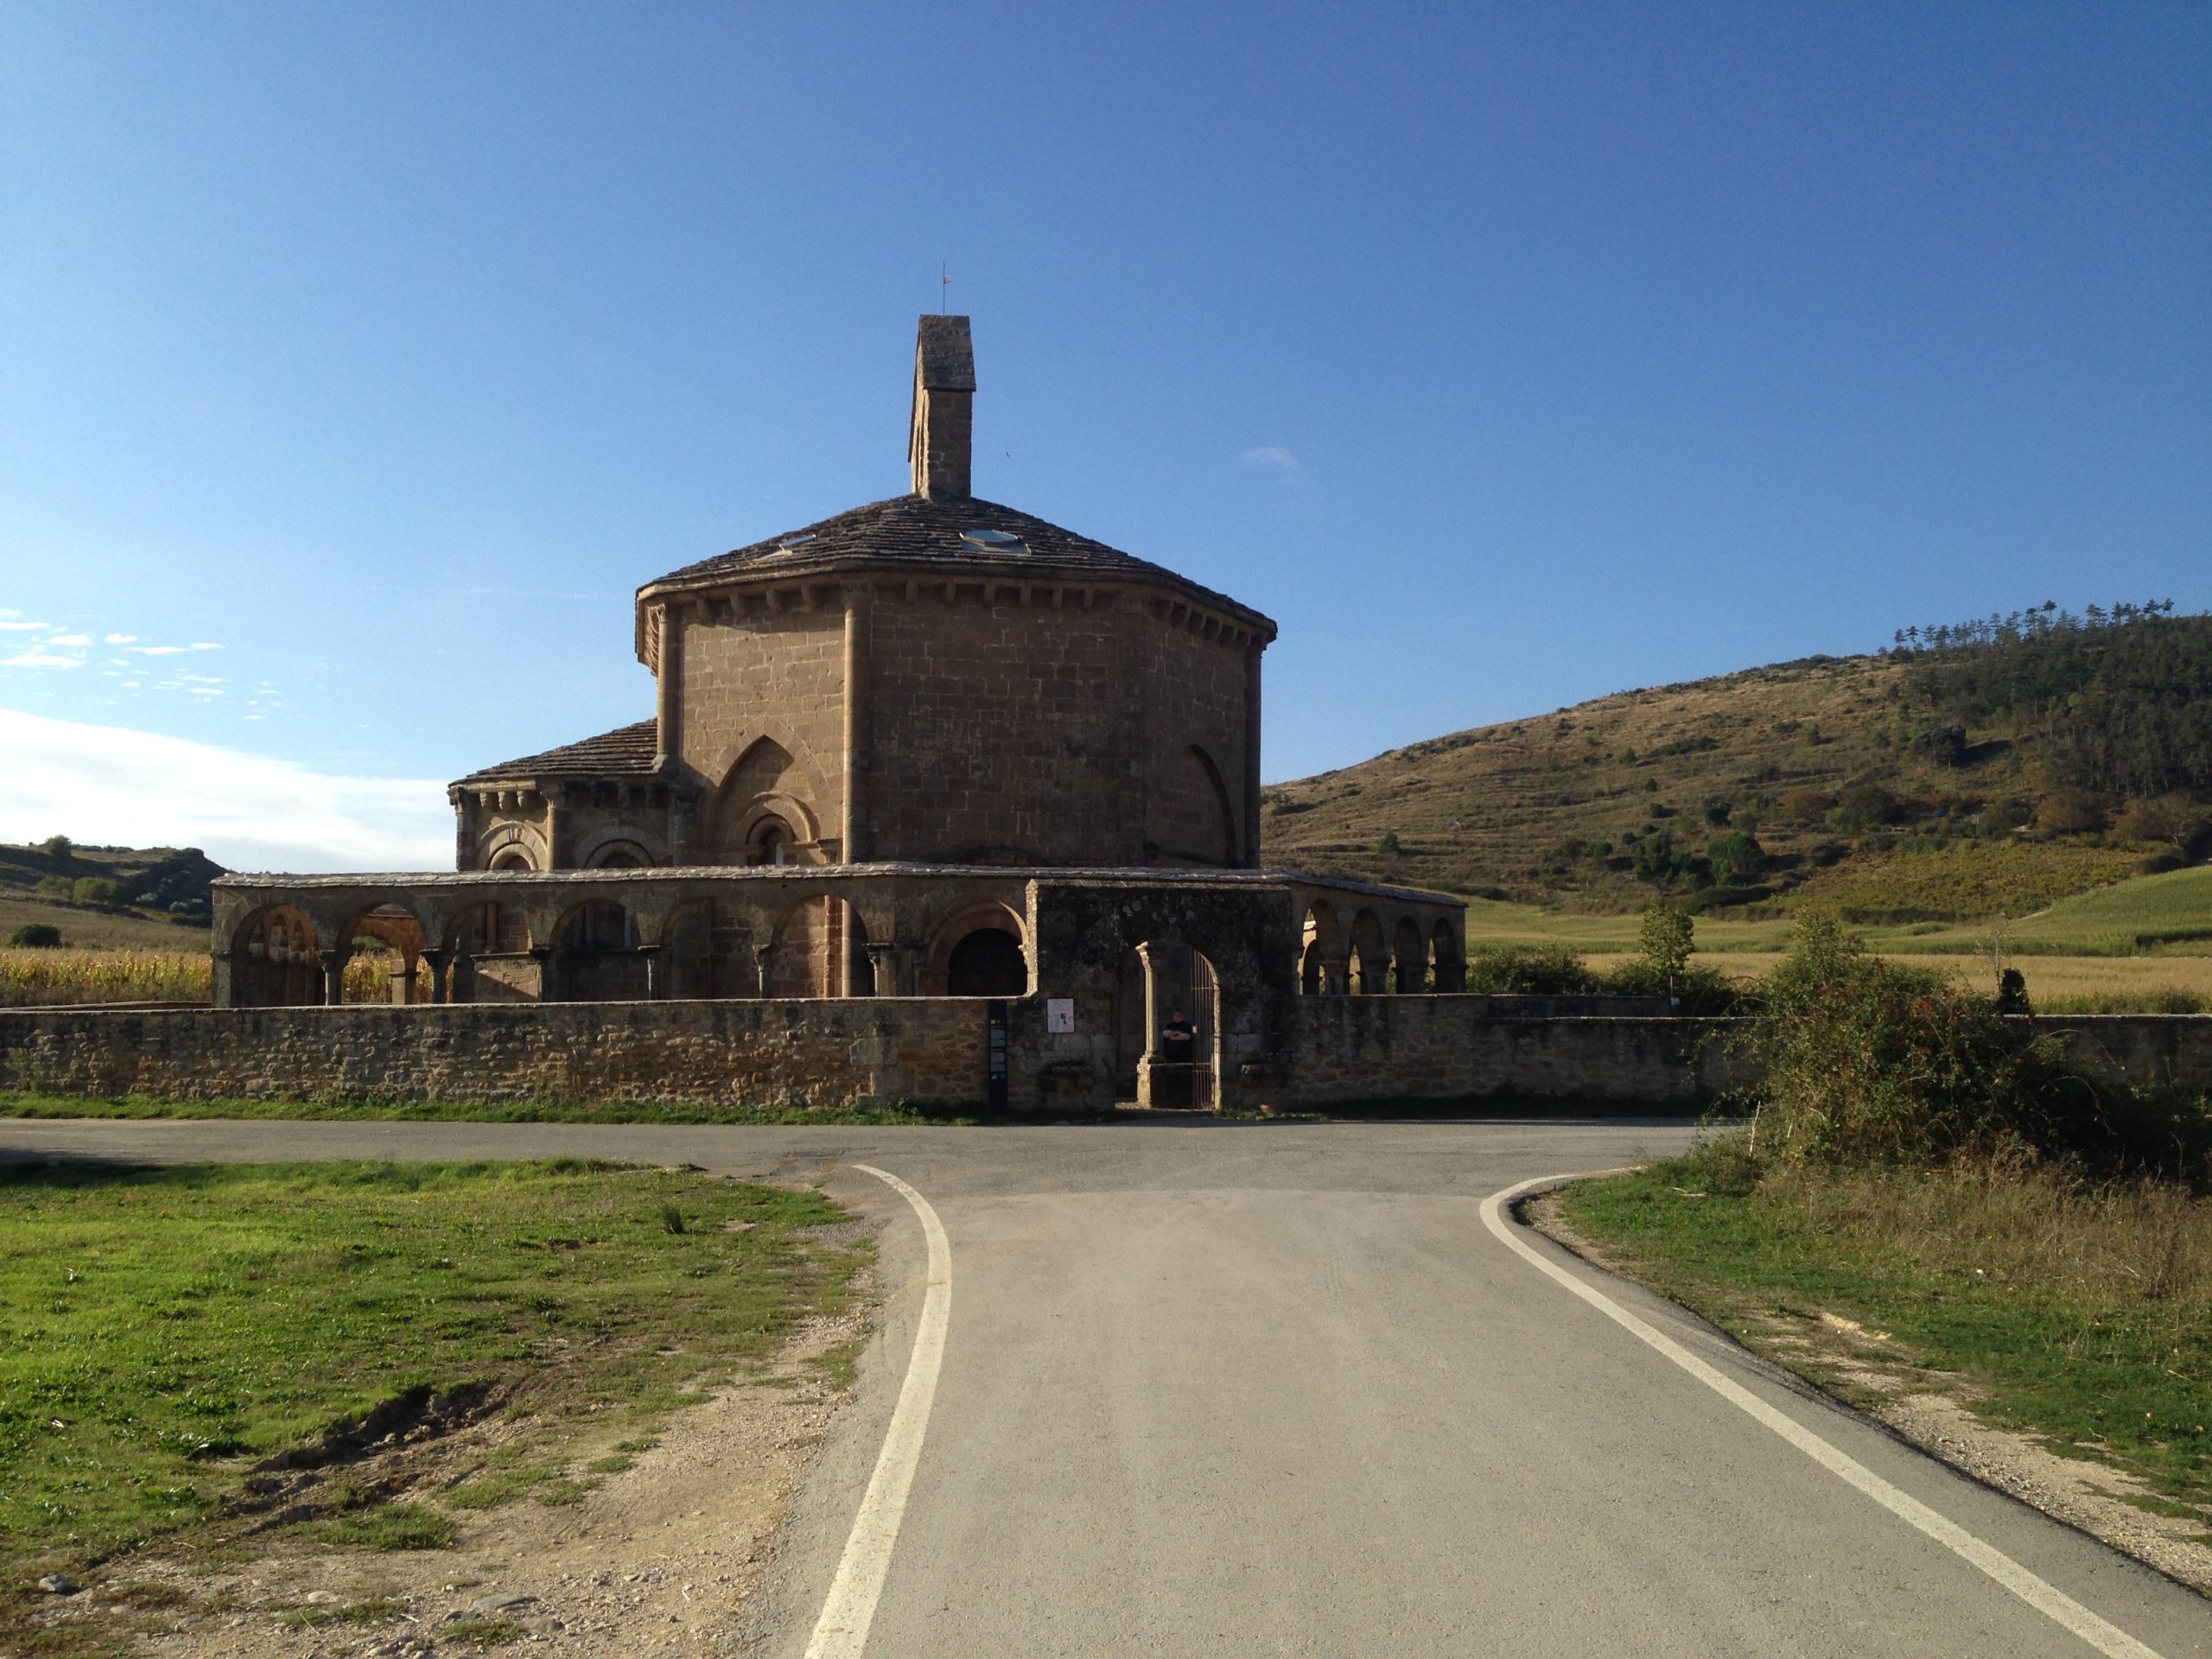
1529 1189 2212 1599
33 1300 868 1658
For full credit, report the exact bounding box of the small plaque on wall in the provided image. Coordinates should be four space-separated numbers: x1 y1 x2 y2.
1046 998 1077 1033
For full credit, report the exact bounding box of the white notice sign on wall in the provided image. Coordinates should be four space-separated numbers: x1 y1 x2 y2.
1046 998 1077 1033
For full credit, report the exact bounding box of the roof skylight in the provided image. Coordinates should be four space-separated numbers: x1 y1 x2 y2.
961 528 1028 553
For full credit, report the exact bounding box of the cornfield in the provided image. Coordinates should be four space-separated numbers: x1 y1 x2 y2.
0 949 212 1007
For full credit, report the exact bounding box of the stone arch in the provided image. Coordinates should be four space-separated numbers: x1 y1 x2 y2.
1431 918 1466 993
551 896 647 1002
768 894 872 998
1392 917 1427 995
1300 899 1344 995
582 836 654 869
662 895 756 999
1189 745 1238 865
335 901 429 1005
444 900 536 1003
1350 908 1389 995
702 732 836 865
921 899 1029 996
1150 744 1240 868
1122 938 1220 1109
478 820 547 872
230 904 322 1007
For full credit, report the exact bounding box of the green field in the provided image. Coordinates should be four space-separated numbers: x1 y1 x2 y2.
1465 864 2212 957
0 1160 866 1650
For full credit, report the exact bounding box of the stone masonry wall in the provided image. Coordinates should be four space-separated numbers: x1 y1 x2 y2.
868 591 1137 863
9 1000 2202 1117
1287 997 1745 1108
0 1001 988 1111
1143 613 1251 866
683 607 847 855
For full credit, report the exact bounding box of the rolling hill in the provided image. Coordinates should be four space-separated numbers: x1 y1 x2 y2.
1261 610 2211 920
0 840 223 950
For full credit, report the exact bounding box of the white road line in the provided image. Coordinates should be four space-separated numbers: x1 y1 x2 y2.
1481 1172 2169 1659
803 1165 953 1659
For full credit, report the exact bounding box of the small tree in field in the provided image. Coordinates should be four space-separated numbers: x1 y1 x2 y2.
1638 901 1694 998
41 834 72 861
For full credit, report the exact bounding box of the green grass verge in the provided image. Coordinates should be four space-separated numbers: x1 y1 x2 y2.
0 1090 972 1124
1558 1145 2212 1516
0 1159 868 1645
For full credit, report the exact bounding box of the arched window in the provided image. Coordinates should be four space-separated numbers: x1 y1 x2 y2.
747 817 793 867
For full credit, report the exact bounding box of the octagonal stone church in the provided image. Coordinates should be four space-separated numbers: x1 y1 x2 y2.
213 319 1464 1112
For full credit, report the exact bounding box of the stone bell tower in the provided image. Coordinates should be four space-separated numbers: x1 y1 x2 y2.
909 315 975 499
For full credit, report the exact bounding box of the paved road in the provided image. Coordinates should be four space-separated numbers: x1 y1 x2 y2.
6 1116 2208 1656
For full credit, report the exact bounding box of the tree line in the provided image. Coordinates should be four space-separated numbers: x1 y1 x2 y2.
1900 607 2212 800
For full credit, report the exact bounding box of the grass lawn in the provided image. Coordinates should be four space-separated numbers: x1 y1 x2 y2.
0 1159 868 1644
0 1090 967 1124
1558 1145 2212 1523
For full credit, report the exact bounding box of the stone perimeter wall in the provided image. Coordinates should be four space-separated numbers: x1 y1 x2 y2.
0 1001 988 1112
2 1002 2206 1114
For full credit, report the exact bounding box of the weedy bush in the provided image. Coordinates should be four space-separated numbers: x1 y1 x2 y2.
1738 913 2209 1177
1462 945 1601 995
6 925 61 949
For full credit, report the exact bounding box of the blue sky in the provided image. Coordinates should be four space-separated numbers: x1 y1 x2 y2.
3 3 2207 868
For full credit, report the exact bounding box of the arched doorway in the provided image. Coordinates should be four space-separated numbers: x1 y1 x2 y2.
946 927 1026 996
1118 939 1219 1110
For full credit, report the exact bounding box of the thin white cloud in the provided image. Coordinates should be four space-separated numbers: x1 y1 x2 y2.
105 632 137 645
189 642 222 652
45 633 90 647
0 620 46 632
128 645 189 657
0 707 451 873
4 652 83 670
1242 445 1299 470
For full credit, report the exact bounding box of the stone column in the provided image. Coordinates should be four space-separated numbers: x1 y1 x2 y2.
640 944 664 1000
531 946 556 1002
653 601 687 772
864 943 901 998
1243 640 1264 868
753 943 782 999
842 583 873 863
452 789 473 871
318 948 348 1007
670 791 696 864
421 948 450 1005
214 948 244 1009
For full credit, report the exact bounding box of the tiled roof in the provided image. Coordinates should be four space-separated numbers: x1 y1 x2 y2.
454 719 658 785
639 493 1273 634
